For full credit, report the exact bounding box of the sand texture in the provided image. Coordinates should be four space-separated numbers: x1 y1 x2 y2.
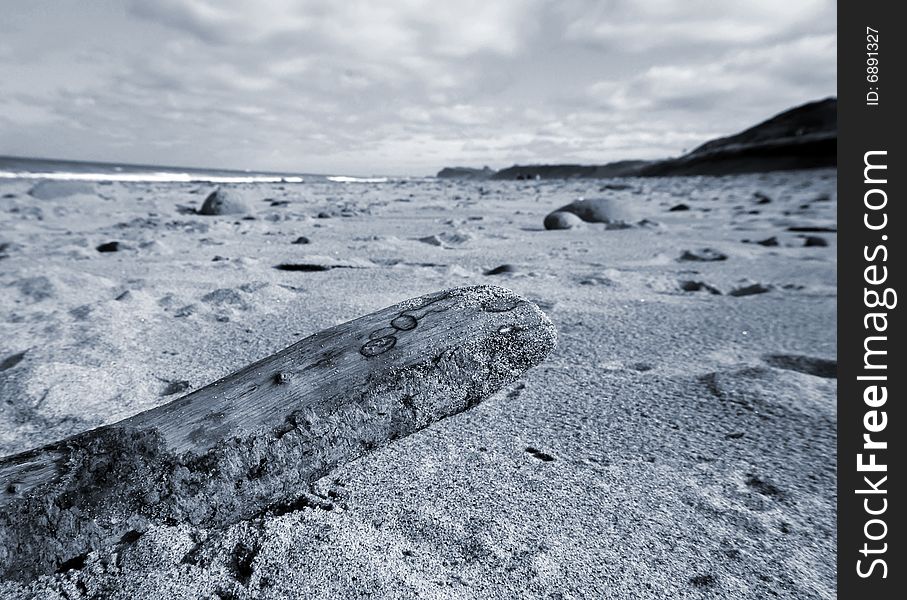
0 170 836 599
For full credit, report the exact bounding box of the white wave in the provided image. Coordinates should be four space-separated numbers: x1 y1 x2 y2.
0 171 304 184
326 175 388 183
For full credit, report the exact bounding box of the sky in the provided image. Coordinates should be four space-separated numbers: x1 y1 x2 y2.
0 0 836 176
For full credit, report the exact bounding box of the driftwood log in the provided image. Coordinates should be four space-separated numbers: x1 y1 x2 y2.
0 285 556 581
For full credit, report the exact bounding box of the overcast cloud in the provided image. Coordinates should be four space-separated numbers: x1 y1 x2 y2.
0 0 836 175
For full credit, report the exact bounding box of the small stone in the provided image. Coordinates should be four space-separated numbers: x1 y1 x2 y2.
96 241 121 253
292 236 311 245
803 236 828 247
668 203 690 212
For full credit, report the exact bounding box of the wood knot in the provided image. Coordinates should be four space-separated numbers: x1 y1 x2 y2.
360 335 397 357
391 315 418 331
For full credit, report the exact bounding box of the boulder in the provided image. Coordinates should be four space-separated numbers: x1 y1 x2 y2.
543 211 585 230
544 198 637 229
198 188 251 216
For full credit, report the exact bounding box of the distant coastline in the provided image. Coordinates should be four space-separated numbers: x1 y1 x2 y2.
439 97 837 180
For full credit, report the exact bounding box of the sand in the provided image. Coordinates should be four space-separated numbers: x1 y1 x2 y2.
0 170 836 599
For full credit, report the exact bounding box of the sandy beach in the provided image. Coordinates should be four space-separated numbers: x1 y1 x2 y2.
0 170 836 598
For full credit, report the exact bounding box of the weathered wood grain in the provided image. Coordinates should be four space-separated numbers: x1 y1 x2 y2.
0 285 556 581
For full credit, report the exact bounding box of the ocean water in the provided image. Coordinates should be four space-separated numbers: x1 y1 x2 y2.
0 156 389 184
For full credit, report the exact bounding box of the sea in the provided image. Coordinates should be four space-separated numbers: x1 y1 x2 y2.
0 156 390 184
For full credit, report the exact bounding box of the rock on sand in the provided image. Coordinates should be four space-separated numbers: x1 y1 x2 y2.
199 188 251 216
543 211 585 230
544 198 638 230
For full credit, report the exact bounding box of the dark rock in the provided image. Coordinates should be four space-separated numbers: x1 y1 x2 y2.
292 236 311 245
668 203 690 212
96 241 121 253
803 235 828 247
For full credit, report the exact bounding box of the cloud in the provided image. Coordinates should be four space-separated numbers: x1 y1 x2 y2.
0 0 835 174
130 0 537 57
561 0 833 51
588 34 836 122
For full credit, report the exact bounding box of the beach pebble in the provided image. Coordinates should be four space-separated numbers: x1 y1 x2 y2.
679 248 728 262
753 192 773 204
729 282 773 297
198 188 251 216
803 236 828 247
543 211 585 230
28 180 95 200
96 241 121 253
545 198 638 228
668 203 690 212
754 236 779 247
292 236 311 245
